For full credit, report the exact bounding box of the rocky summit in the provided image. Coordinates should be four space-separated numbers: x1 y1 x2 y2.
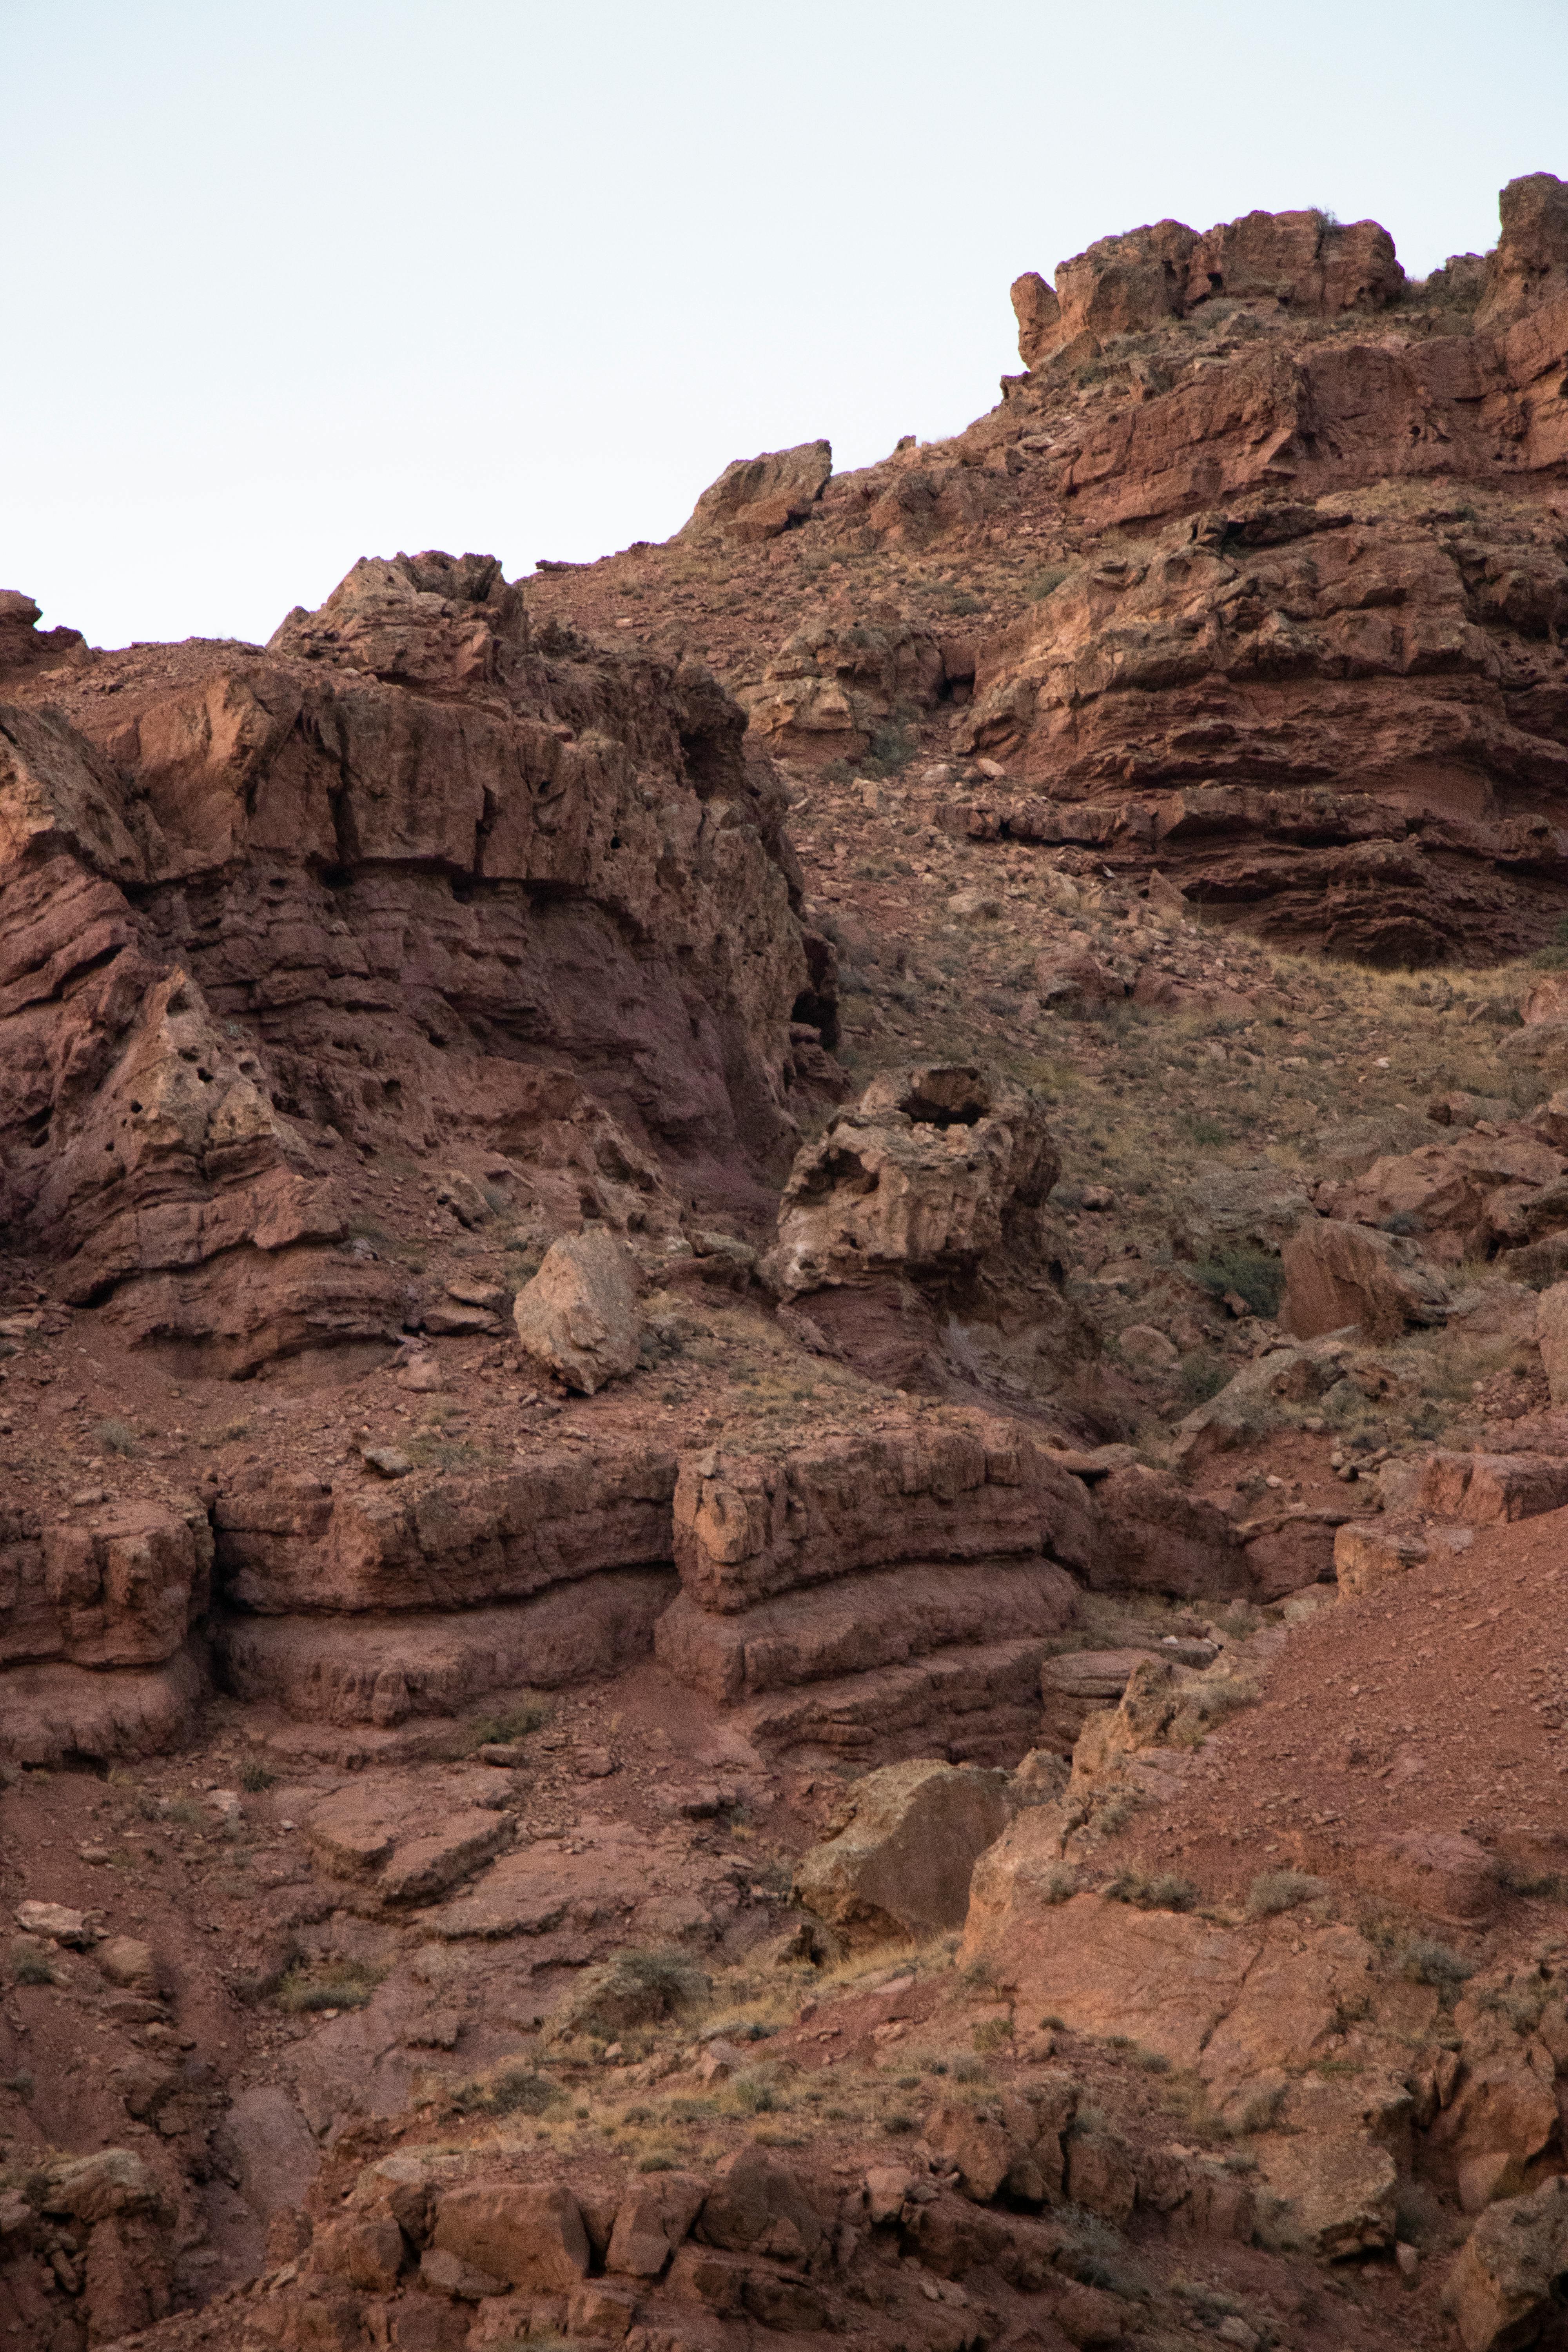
5 176 1568 2352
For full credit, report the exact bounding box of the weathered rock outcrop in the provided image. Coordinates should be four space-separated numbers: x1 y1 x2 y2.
921 181 1568 964
775 1063 1057 1294
738 616 949 764
1028 207 1403 363
1476 171 1568 332
678 441 833 543
1444 2174 1568 2349
0 554 824 1373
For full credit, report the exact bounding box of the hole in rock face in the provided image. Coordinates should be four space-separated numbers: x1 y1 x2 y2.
896 1068 990 1128
795 1145 877 1205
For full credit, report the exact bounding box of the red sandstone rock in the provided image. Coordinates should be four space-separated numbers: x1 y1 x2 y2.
431 2181 590 2291
213 1442 677 1615
1 1499 210 1671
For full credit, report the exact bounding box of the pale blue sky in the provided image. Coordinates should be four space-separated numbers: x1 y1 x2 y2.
7 0 1566 649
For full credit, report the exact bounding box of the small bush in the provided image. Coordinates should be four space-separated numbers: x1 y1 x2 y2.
637 2152 676 2173
727 2071 778 2115
882 2111 916 2136
1189 1246 1284 1319
92 1418 139 1457
450 2061 563 2119
552 1947 709 2042
973 2016 1013 2053
1177 1350 1229 1406
1027 565 1070 601
1104 1870 1198 1913
274 1960 387 2014
240 1759 276 1794
463 1696 552 1752
1246 1869 1324 1919
1403 1937 1474 1991
1037 1863 1079 1906
9 1946 53 1987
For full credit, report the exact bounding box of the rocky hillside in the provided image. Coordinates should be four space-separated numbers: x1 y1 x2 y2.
6 174 1568 2352
528 173 1568 968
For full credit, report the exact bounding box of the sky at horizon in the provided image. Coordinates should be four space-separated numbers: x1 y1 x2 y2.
7 0 1567 650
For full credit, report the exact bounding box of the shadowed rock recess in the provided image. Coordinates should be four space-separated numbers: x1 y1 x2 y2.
13 175 1568 2352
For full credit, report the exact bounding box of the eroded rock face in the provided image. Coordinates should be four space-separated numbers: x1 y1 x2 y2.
775 1064 1057 1294
1477 171 1568 331
1 1499 211 1671
739 615 949 764
1444 2173 1568 2350
0 554 822 1374
657 1408 1089 1765
1039 208 1404 358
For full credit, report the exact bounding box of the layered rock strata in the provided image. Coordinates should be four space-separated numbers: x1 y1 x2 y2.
655 1413 1091 1764
0 552 829 1374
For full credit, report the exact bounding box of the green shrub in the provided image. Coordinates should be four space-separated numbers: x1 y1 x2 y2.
449 2061 563 2119
275 1959 387 2014
1246 1869 1324 1918
1403 1936 1474 1991
1177 1350 1229 1406
551 1947 709 2042
1189 1246 1284 1318
92 1418 139 1457
240 1759 276 1794
1104 1870 1198 1913
463 1696 552 1751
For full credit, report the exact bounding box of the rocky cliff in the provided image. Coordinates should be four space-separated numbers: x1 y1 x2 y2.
0 552 832 1376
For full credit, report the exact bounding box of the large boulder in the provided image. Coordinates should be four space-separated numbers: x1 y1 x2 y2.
513 1229 643 1394
1279 1218 1450 1341
431 2182 589 2291
1313 1131 1567 1264
677 441 832 544
1444 2174 1568 2350
793 1757 1011 1942
774 1064 1056 1294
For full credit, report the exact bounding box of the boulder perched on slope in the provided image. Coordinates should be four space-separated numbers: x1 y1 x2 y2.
793 1757 1011 1942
